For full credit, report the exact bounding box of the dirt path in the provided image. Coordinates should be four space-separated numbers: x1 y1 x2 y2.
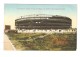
4 34 16 50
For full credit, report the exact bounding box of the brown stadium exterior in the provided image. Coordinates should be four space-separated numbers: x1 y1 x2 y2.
15 14 76 33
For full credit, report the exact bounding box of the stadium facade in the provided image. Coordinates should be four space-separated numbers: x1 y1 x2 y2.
15 14 76 33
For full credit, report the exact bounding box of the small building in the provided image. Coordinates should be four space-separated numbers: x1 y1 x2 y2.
4 25 11 33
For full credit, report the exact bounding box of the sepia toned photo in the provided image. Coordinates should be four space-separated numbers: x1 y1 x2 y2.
4 4 77 51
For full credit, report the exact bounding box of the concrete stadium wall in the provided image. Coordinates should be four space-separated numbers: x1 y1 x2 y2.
17 29 77 34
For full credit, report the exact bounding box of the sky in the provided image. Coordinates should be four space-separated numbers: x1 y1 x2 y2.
4 4 77 29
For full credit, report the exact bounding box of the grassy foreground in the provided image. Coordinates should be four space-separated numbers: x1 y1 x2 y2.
6 32 77 51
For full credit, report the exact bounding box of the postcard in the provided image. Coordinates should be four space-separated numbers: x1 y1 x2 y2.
4 4 77 51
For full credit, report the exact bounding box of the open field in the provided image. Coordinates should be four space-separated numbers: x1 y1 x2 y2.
6 32 77 51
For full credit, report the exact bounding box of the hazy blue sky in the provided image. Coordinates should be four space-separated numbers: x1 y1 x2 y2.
4 4 77 29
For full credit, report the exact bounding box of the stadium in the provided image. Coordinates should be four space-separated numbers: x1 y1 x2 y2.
15 14 76 33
